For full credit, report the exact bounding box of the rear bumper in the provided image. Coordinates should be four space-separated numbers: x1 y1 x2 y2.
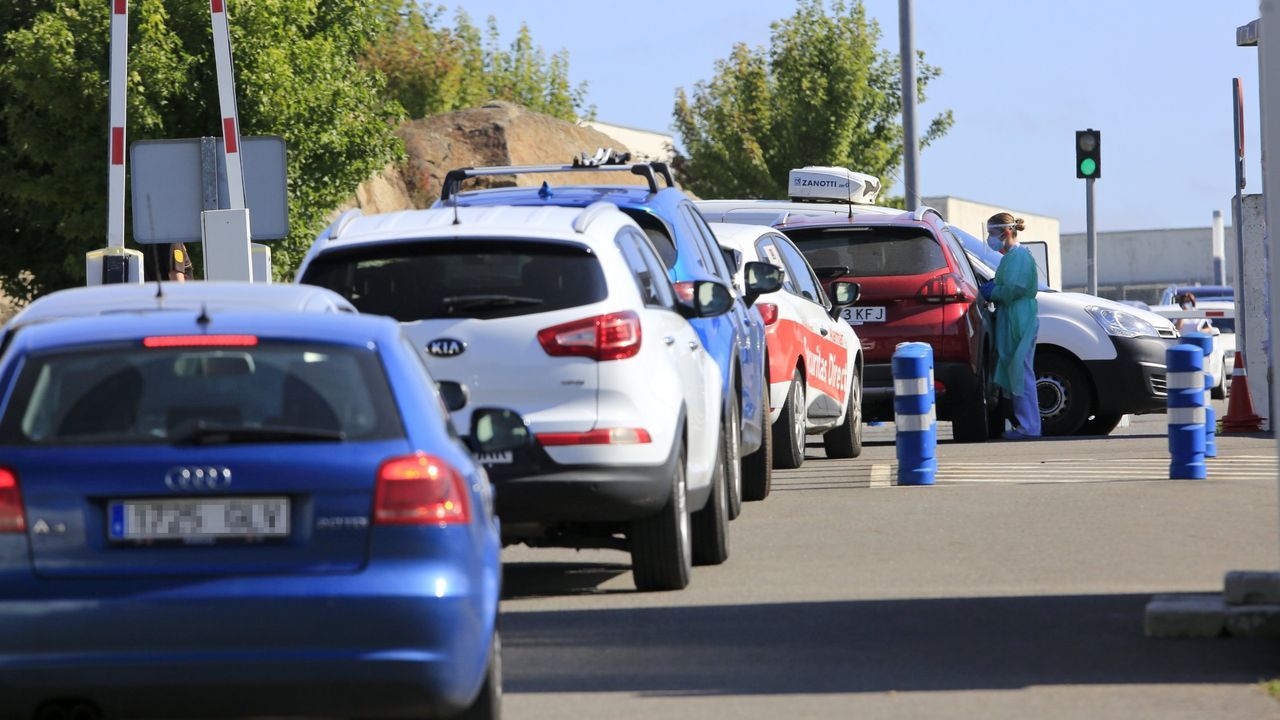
1084 335 1178 416
0 560 496 719
486 435 682 528
862 360 977 422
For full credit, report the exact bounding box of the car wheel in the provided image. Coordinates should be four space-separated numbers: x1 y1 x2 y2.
1036 353 1092 436
741 374 773 502
950 367 990 444
629 443 692 591
773 370 806 469
1077 413 1123 436
822 367 863 458
456 631 501 720
692 414 731 566
1211 373 1226 400
725 394 743 520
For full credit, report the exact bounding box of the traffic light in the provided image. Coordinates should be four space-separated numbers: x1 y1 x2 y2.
1076 129 1101 179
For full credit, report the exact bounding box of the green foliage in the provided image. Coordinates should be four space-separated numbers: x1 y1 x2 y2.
362 3 590 122
673 0 953 201
0 0 402 298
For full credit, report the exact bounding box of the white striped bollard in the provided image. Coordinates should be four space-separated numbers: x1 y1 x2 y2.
893 342 936 486
1167 344 1207 479
1181 332 1217 458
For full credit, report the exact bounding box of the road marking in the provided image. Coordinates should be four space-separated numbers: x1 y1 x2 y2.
772 456 1277 488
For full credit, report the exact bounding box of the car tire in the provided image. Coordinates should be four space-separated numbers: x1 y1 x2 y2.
1078 413 1124 436
950 368 990 444
692 415 731 566
456 631 501 720
742 375 773 502
725 394 743 521
1211 374 1226 400
629 443 692 591
822 367 863 458
773 370 806 469
1036 353 1092 436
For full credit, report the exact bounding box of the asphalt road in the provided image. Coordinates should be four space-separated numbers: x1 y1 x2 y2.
500 404 1280 719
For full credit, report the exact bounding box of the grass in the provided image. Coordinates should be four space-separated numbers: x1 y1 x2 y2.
1262 679 1280 702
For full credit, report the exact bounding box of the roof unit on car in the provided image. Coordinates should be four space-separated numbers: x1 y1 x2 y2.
787 167 882 204
440 150 677 203
573 201 617 234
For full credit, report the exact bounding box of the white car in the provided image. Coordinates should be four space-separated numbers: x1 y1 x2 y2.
297 203 744 591
1150 301 1233 398
0 282 355 354
712 223 864 474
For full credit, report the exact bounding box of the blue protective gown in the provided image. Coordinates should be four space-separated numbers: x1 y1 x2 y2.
991 244 1040 435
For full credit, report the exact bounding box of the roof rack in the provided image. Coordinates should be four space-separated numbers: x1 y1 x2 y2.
328 208 364 241
573 201 617 234
440 157 677 203
911 205 945 224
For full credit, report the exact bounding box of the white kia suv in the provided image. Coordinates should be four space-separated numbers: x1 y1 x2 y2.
297 203 766 590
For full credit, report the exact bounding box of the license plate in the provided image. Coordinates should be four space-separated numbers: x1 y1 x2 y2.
476 450 513 466
108 497 290 542
842 306 887 324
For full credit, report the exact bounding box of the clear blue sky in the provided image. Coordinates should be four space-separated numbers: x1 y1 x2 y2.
452 0 1263 234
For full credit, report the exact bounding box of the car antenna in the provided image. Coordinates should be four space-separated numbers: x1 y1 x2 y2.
452 193 461 226
196 302 210 326
151 248 165 305
846 172 854 220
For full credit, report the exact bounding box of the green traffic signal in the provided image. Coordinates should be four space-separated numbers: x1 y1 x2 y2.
1075 129 1101 179
1079 157 1097 177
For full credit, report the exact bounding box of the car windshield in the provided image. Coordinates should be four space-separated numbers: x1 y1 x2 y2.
782 225 947 277
0 341 402 446
302 240 608 321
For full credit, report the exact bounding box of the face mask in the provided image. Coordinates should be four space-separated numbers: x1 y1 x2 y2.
986 233 1003 252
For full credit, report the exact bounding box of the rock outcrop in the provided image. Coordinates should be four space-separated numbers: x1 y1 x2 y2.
348 102 635 213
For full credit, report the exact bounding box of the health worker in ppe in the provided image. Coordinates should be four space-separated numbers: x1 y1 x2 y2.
979 213 1040 439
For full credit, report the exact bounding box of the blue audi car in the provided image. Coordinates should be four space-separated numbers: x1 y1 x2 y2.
435 158 772 512
0 310 508 719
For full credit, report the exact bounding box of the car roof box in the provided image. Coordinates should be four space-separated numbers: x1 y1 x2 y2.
788 167 881 204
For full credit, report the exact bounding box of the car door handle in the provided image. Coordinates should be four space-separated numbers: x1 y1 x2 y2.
664 336 676 346
689 341 700 351
819 328 829 337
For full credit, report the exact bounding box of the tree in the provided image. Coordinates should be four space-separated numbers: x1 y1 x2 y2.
673 0 953 201
0 0 403 298
361 3 590 122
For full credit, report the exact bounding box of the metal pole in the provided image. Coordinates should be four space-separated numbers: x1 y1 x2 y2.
1233 77 1248 359
1259 3 1280 553
898 0 919 211
106 0 128 248
1086 177 1097 296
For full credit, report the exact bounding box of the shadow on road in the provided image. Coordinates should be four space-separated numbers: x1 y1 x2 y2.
503 561 632 599
502 594 1279 695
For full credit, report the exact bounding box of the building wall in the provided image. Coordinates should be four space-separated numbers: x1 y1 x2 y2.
580 120 676 164
923 196 1062 290
1059 226 1237 301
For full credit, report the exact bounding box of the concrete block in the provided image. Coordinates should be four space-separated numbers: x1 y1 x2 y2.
1144 594 1226 638
1224 570 1280 605
1224 604 1280 638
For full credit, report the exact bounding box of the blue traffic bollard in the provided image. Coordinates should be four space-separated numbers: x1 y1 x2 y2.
1181 332 1217 458
1167 344 1207 479
893 342 937 486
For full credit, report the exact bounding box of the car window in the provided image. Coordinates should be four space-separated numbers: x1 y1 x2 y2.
0 341 403 447
754 235 796 294
618 209 678 269
632 232 677 308
783 225 947 278
683 205 735 281
941 228 979 288
772 235 822 302
675 206 717 274
617 228 674 308
301 240 608 322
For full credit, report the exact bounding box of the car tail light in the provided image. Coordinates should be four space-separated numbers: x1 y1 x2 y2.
537 311 641 361
672 281 696 304
757 303 780 326
920 274 974 304
537 428 652 446
143 335 259 348
0 468 24 533
374 454 469 525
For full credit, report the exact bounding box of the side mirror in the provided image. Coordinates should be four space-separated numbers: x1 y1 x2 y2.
437 381 469 413
468 407 532 455
828 281 860 316
742 261 784 307
676 280 735 319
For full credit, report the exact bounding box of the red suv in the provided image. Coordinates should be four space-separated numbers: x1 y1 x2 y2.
776 208 997 442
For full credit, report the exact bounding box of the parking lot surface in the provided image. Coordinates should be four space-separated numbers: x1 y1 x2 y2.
501 406 1280 720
